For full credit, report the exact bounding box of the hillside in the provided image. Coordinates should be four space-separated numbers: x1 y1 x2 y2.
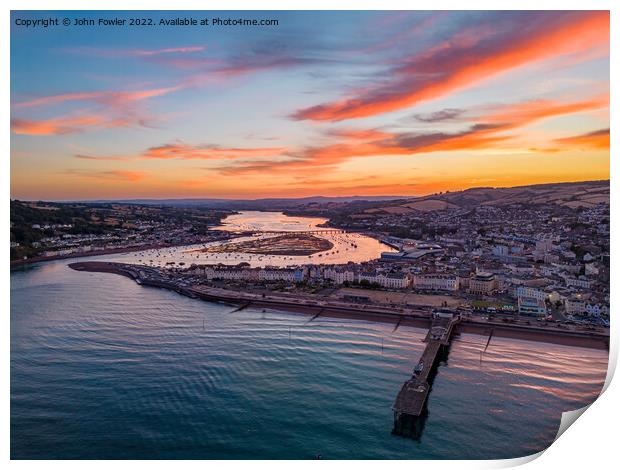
359 180 609 215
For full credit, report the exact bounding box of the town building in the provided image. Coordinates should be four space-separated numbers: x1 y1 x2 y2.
413 273 459 291
468 272 497 295
518 296 547 316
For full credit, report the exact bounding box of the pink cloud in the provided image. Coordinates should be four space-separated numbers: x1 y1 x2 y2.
65 169 146 181
142 142 287 160
293 11 609 121
62 46 206 58
10 110 153 136
74 154 129 161
13 86 180 109
222 94 608 174
11 115 109 135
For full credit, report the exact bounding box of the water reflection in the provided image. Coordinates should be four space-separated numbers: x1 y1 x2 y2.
110 211 394 268
11 258 608 459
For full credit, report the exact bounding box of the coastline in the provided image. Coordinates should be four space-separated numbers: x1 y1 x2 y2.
9 232 250 268
68 261 610 351
11 243 167 268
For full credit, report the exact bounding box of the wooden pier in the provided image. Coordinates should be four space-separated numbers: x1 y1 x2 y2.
392 312 460 435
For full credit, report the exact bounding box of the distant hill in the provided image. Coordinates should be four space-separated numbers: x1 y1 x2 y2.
81 195 407 209
31 180 610 212
359 180 609 215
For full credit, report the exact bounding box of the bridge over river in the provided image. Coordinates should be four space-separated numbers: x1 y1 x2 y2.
259 229 349 235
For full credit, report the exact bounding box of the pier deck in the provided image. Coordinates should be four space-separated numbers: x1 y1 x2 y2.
393 315 460 418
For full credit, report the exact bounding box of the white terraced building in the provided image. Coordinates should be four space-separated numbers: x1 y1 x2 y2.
518 296 547 316
515 285 547 302
358 271 411 289
323 267 356 285
229 268 260 281
382 273 411 289
358 270 382 285
259 268 295 282
565 295 587 314
413 274 459 291
186 265 305 283
205 267 259 281
565 277 591 289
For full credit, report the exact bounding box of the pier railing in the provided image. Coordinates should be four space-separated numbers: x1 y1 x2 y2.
393 314 461 432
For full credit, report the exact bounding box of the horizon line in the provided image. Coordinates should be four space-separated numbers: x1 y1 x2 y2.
10 178 610 204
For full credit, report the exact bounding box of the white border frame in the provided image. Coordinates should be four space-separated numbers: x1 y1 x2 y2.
4 1 616 468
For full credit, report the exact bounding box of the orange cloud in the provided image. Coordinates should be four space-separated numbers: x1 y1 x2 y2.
74 154 129 161
13 86 180 109
11 115 108 135
293 11 609 121
223 94 608 174
480 95 608 127
12 85 180 135
554 128 610 150
327 128 394 141
296 125 509 166
214 159 316 176
65 169 146 182
325 95 608 158
142 142 287 160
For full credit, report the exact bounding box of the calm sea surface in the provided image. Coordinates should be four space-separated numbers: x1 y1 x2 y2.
11 213 608 459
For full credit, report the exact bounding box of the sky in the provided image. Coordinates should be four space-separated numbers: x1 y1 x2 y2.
10 10 610 201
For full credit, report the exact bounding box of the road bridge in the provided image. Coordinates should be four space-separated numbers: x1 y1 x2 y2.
260 229 349 235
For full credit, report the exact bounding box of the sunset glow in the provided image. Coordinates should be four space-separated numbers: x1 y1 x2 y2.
10 11 610 200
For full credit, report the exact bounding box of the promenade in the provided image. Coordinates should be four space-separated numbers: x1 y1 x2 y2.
68 261 610 350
